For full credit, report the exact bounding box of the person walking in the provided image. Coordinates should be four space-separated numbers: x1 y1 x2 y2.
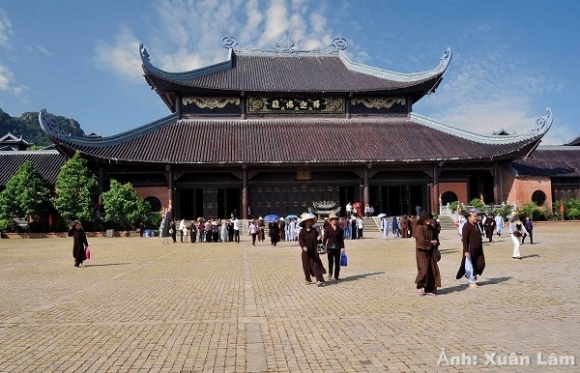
381 215 390 240
484 213 495 243
457 214 467 238
298 212 327 287
522 216 534 244
248 219 258 246
68 220 88 268
189 222 197 243
179 219 187 243
324 213 345 281
400 215 408 238
346 202 352 218
456 209 486 288
392 216 399 237
197 219 205 243
269 220 280 246
413 212 441 296
357 216 364 239
508 215 527 259
138 221 145 238
494 213 504 237
169 221 177 244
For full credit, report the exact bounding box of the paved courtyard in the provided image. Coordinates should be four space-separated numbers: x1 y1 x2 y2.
0 223 579 372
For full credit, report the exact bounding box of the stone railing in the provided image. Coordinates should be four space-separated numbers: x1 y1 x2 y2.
440 203 517 217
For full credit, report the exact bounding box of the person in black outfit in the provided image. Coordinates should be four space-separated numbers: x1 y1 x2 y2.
169 221 177 243
68 220 88 267
324 213 345 281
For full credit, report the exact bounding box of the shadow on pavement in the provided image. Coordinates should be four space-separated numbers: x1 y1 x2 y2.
324 271 384 286
438 276 512 295
84 263 131 268
520 254 540 259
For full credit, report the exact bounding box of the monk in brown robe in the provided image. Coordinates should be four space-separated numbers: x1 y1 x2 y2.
414 212 441 296
298 213 327 287
456 209 486 288
400 216 408 238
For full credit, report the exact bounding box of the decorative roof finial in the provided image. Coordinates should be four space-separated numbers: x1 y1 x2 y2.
221 36 239 50
139 43 151 65
276 34 297 55
534 107 553 134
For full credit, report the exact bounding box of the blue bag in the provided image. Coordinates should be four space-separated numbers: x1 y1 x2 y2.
340 252 348 267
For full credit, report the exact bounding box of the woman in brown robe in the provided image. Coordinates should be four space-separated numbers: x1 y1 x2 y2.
456 209 486 288
413 212 441 296
400 216 408 238
68 220 88 268
298 213 327 287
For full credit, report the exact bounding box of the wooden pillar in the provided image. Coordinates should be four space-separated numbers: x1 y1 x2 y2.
242 166 248 219
167 165 174 220
174 94 181 116
433 164 440 214
346 94 352 119
493 163 502 204
363 167 370 210
241 92 247 119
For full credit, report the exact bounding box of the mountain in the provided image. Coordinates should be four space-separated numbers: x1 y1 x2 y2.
0 109 85 147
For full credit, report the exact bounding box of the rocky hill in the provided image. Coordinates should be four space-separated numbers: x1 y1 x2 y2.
0 109 85 147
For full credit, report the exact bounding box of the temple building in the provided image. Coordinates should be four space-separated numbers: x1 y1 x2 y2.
33 36 558 219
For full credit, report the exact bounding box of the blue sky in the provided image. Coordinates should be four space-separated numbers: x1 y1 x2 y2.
0 0 578 144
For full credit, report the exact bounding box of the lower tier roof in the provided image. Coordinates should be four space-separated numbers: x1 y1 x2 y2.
39 111 551 166
0 151 66 186
508 146 580 178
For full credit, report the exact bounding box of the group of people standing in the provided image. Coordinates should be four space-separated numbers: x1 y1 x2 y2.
163 217 241 244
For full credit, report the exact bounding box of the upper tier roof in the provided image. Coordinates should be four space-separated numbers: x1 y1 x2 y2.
38 108 553 167
140 37 452 99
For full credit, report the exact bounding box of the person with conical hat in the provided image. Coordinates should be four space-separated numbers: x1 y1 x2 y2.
298 212 327 286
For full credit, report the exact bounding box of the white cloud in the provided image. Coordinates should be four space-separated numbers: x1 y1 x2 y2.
0 64 28 96
0 9 12 48
94 27 143 81
95 0 334 81
416 48 569 144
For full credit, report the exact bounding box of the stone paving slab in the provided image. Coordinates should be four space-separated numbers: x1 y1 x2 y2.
0 225 579 372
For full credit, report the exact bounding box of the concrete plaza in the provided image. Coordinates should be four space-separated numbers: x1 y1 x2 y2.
0 224 578 372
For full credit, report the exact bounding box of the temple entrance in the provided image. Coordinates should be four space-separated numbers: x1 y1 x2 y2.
178 188 203 219
217 188 241 219
339 186 357 216
468 171 494 204
378 184 426 216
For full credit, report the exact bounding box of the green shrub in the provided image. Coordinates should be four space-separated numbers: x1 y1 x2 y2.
517 202 549 221
0 218 18 232
469 198 485 209
494 205 513 220
567 208 580 220
145 212 162 229
49 217 69 232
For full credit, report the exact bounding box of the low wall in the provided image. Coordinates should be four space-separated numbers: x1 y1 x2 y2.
1 231 149 239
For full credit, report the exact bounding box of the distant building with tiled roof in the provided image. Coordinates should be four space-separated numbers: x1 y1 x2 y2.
0 132 31 151
0 150 67 190
37 35 557 218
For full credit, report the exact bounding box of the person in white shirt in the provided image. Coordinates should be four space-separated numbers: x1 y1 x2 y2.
381 216 389 240
346 202 352 218
179 219 187 243
232 217 240 243
357 216 364 239
494 213 504 237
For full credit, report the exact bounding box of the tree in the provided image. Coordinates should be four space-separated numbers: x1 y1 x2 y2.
52 152 101 220
0 161 52 231
102 179 151 229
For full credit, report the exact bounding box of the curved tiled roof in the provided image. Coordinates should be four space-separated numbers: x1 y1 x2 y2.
140 45 452 94
0 150 67 186
508 146 580 178
39 111 548 166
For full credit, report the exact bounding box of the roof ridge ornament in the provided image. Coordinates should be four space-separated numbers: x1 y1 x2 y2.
220 35 348 56
276 34 297 55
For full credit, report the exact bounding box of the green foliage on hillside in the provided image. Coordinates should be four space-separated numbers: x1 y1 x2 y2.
0 108 85 147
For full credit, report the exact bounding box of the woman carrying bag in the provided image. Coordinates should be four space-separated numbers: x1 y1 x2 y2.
324 213 345 281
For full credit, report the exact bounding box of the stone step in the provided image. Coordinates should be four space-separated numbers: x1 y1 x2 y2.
439 216 458 230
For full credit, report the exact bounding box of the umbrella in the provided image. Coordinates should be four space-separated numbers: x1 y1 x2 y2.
286 214 298 220
263 214 279 223
377 213 387 219
352 202 362 208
